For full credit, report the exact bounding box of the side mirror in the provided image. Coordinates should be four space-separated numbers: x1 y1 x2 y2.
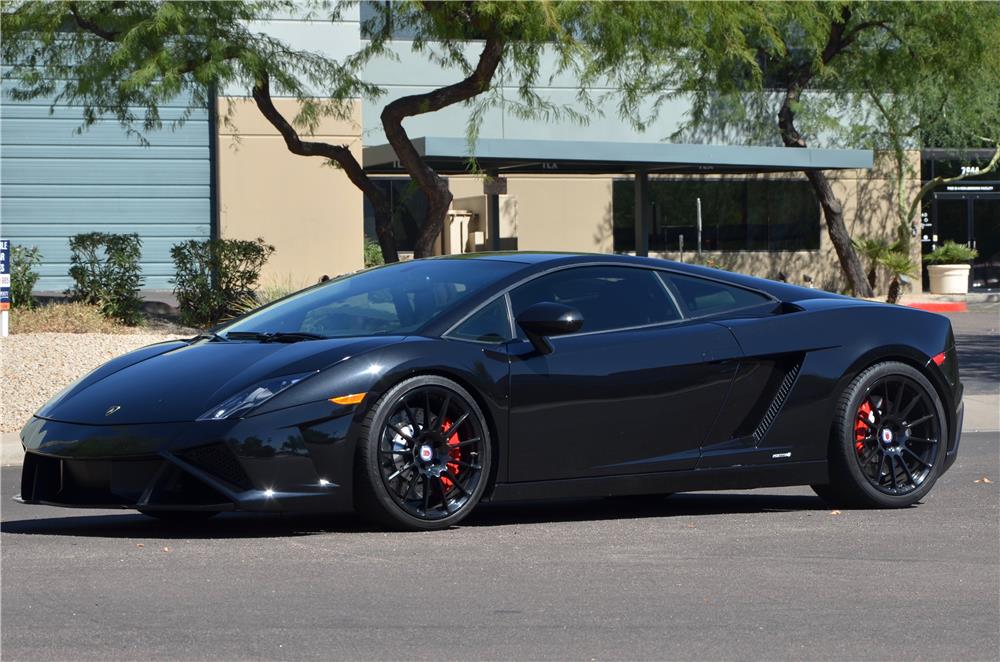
515 302 583 355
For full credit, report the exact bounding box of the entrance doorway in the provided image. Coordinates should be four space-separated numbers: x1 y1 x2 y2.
927 188 1000 291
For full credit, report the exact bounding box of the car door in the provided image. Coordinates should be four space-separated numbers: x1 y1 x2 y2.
506 265 743 482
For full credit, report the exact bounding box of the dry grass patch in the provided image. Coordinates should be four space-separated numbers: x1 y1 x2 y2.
11 302 130 334
10 302 197 335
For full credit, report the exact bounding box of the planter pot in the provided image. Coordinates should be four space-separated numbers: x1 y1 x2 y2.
927 264 971 295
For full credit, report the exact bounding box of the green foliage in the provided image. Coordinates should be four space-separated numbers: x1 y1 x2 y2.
68 232 144 325
854 237 891 291
670 2 1000 149
0 1 377 143
924 241 979 265
880 249 917 305
170 238 275 327
363 238 385 268
10 245 42 310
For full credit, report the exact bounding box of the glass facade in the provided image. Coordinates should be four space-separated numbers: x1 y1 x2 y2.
921 150 1000 290
612 178 821 253
362 178 431 252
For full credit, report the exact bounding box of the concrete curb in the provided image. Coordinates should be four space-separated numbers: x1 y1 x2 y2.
3 393 995 468
1 432 24 467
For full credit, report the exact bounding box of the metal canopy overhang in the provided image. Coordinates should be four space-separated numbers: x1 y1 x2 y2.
362 136 874 175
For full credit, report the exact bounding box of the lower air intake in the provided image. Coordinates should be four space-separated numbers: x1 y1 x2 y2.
177 443 253 491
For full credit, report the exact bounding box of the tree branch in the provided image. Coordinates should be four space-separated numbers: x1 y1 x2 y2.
67 2 120 42
380 35 506 194
251 72 398 262
904 139 1000 228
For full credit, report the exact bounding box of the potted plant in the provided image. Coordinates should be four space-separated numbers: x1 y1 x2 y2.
924 241 979 295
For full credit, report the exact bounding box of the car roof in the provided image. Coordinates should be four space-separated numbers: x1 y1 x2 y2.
424 251 845 317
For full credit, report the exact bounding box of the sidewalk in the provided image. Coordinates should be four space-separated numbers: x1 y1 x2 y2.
3 393 996 467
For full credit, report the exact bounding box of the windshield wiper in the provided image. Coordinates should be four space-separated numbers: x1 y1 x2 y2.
224 331 327 343
191 331 228 343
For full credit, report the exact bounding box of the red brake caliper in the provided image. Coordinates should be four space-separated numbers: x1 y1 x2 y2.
855 401 873 454
440 419 462 489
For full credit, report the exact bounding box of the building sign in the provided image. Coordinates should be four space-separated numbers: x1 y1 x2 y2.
944 184 997 193
0 239 10 311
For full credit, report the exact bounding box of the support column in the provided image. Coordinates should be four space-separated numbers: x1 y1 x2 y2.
488 169 501 252
634 168 650 256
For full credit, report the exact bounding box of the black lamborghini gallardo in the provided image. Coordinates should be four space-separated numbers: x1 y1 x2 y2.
18 253 963 530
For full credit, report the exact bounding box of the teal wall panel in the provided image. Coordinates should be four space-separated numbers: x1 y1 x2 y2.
0 91 211 292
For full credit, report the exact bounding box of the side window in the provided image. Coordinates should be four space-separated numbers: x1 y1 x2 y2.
510 266 682 335
450 297 512 343
661 273 771 317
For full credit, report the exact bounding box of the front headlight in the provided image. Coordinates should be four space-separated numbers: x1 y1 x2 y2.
197 372 316 421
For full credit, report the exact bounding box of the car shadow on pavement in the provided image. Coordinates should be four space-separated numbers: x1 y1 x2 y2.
1 492 830 539
466 492 831 527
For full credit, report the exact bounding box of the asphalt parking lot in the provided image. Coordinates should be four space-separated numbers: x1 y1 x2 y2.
2 308 998 661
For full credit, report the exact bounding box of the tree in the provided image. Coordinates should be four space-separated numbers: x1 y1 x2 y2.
2 1 400 258
2 1 785 263
664 1 1000 297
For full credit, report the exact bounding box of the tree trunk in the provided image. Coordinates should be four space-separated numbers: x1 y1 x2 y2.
251 73 400 264
380 36 506 259
372 199 399 264
805 170 873 297
779 87 873 297
886 277 901 304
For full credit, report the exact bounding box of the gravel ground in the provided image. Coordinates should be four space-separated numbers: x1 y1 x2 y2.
0 333 188 432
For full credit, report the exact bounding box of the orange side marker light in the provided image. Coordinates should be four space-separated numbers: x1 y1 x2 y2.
330 392 366 406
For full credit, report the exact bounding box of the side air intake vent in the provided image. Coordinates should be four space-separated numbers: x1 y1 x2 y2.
177 444 253 491
751 361 801 443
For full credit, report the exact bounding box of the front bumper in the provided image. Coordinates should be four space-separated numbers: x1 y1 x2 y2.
17 401 358 514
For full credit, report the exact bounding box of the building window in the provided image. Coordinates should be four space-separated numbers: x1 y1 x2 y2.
362 178 430 253
612 178 821 253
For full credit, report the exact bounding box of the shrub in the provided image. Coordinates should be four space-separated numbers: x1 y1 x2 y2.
171 237 275 327
10 245 42 309
67 233 144 325
364 238 385 268
924 240 978 265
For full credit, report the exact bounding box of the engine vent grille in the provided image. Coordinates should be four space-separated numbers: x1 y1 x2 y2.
751 361 801 443
177 444 253 491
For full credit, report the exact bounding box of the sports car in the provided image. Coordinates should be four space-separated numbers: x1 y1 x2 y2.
17 253 963 530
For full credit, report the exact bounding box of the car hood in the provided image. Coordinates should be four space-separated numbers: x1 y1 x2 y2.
37 336 402 425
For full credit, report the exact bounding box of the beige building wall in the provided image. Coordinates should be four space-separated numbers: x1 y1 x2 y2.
445 151 919 296
448 175 614 254
216 98 364 288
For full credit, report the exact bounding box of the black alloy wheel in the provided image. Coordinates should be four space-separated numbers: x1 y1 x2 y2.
356 376 492 530
813 361 947 508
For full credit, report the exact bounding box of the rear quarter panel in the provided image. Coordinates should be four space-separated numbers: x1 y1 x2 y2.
718 299 957 462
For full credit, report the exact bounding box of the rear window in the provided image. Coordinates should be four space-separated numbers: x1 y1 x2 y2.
660 273 771 317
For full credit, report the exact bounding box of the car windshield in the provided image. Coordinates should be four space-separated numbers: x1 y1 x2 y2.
221 259 520 339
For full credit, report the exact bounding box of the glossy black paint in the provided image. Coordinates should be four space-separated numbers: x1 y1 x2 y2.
18 252 963 516
515 301 583 354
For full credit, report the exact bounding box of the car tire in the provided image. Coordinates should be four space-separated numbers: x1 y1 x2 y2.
355 375 493 531
813 361 947 509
